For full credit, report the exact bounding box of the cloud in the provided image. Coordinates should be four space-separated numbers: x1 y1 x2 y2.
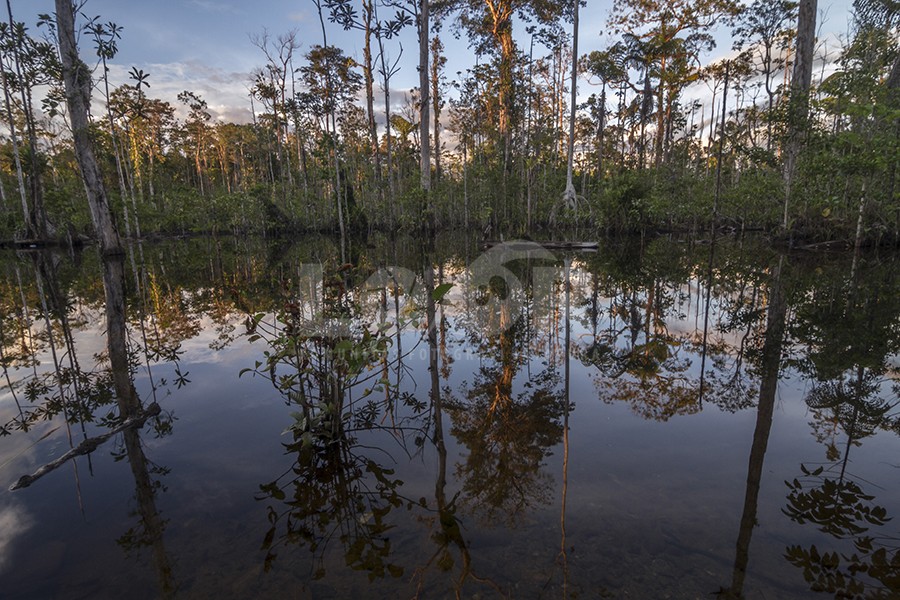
105 61 256 124
189 0 244 16
0 503 32 573
288 11 309 23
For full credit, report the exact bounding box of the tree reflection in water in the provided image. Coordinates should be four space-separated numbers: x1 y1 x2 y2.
2 249 180 597
249 259 431 581
783 254 900 599
447 250 565 525
2 236 900 598
719 256 788 599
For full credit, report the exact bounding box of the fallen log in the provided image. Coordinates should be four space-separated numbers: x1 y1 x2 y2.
9 402 161 491
482 240 599 251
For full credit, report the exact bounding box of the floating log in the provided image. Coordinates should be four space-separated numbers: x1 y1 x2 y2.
9 402 161 491
482 240 599 251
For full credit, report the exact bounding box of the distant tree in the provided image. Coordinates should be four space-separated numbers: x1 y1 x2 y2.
250 29 300 189
584 43 629 178
732 0 797 152
177 90 212 196
2 4 59 239
324 0 382 181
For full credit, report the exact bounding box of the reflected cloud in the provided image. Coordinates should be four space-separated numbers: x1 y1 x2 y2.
0 503 32 573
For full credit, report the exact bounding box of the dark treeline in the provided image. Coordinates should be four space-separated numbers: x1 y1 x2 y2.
0 0 897 244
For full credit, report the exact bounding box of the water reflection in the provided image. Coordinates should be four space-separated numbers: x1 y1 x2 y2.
782 256 900 598
247 259 426 580
2 249 179 597
720 257 787 599
0 235 898 598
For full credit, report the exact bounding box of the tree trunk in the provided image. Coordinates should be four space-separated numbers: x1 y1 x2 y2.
419 0 431 193
564 0 579 201
782 0 817 230
496 22 515 169
363 0 381 182
431 36 442 183
55 0 122 254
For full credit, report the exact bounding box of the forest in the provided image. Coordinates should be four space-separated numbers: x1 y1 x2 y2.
0 0 897 247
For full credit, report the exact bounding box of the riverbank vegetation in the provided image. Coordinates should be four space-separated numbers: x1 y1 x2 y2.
0 0 897 246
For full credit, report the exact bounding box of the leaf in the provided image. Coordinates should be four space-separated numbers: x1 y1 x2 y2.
432 283 454 302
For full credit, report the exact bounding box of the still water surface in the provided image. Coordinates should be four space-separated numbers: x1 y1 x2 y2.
0 234 898 599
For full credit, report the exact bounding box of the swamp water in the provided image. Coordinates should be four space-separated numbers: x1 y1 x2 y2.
0 234 898 599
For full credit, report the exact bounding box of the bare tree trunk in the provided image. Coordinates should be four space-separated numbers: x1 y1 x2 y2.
419 0 431 193
55 0 122 255
431 36 443 183
563 0 579 206
782 0 817 230
363 0 381 182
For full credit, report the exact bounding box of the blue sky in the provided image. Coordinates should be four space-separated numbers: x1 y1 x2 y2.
15 0 855 124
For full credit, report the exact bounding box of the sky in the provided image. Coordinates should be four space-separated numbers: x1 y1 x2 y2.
14 0 857 124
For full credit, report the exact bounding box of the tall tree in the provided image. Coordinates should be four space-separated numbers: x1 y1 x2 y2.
732 1 797 152
177 90 211 196
54 0 122 254
383 0 431 191
430 35 446 182
325 0 382 181
250 29 300 189
584 43 628 179
610 0 739 166
562 0 580 207
782 0 818 229
433 0 565 165
2 5 58 240
419 0 431 193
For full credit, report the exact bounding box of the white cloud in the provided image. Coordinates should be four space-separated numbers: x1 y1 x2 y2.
104 62 255 124
0 503 32 574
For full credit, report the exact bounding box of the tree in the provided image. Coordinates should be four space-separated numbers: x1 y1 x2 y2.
562 0 580 209
430 35 447 182
732 1 798 152
2 5 59 240
782 0 817 229
432 0 566 164
419 0 431 193
609 0 740 167
324 0 385 184
250 29 300 190
177 90 211 196
54 0 121 254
